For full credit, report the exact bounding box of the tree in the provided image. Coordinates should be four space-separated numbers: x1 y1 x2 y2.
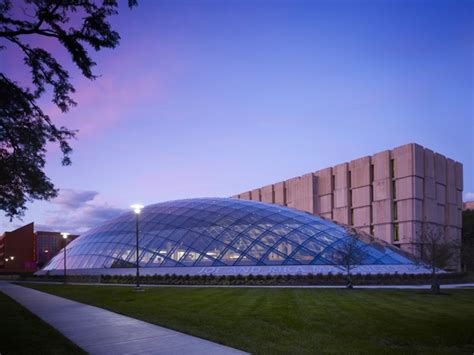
461 209 474 272
332 227 368 288
0 0 136 219
416 224 459 294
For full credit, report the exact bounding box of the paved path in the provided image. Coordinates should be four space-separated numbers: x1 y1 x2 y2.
0 281 247 355
10 280 474 289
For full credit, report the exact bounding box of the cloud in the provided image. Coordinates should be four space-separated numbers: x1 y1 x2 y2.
52 189 98 209
38 188 127 234
464 192 474 201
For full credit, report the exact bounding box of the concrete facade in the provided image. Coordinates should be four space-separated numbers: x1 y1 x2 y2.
463 201 474 211
232 143 463 268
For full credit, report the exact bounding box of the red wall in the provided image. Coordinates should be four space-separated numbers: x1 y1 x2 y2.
2 223 36 272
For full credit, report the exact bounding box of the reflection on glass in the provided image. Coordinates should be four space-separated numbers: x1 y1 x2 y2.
42 198 415 271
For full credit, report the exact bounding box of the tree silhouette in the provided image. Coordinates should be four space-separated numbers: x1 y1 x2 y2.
461 209 474 272
416 223 460 294
332 227 368 288
0 0 136 218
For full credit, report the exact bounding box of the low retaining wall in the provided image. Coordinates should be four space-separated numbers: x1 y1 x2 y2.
36 264 435 276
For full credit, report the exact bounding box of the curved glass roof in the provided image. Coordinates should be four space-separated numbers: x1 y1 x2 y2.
42 198 415 271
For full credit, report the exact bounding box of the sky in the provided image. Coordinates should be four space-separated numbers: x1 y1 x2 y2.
1 0 473 233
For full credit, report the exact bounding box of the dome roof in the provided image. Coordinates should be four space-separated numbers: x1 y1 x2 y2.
42 198 415 272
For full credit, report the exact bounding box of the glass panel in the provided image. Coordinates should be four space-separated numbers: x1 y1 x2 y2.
270 224 293 237
147 253 165 266
291 248 315 265
179 250 201 265
190 235 214 251
231 236 254 252
218 229 239 244
258 232 281 247
245 242 269 261
286 230 311 245
219 249 241 265
260 249 287 265
298 225 321 236
273 238 298 256
161 258 178 267
244 227 265 240
195 255 214 266
302 239 327 255
202 240 228 260
139 250 154 265
234 255 255 266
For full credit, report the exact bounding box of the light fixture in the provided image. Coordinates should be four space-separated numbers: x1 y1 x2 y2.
130 204 144 214
61 232 70 284
130 204 145 291
10 256 14 260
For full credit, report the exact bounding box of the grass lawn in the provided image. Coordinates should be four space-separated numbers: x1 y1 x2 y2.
0 291 85 355
22 284 474 354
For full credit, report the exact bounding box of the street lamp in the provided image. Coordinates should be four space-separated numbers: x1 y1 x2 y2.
61 232 70 284
130 204 144 291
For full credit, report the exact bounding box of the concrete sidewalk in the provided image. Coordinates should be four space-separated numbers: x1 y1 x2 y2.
0 281 247 355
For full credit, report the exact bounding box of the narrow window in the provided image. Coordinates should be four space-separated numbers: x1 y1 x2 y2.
393 223 399 242
392 180 397 199
370 164 374 182
390 158 395 178
393 201 398 221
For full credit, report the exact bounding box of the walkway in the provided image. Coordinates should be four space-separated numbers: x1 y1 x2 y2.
0 281 247 355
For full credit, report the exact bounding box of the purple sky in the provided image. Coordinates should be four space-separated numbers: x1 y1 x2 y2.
1 0 473 233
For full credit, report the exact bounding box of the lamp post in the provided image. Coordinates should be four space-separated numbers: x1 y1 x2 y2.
61 233 69 284
130 204 144 291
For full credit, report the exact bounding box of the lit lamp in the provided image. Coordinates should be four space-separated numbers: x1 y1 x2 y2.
61 232 70 284
130 204 144 291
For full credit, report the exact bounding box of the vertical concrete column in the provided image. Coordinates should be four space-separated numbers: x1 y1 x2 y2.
371 150 392 244
274 181 286 206
285 173 317 214
314 168 333 219
240 191 251 200
332 163 350 225
349 156 372 234
250 188 261 202
260 184 275 204
423 149 438 225
392 144 424 255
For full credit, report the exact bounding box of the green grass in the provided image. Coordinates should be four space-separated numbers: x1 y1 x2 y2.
22 284 474 354
0 291 85 355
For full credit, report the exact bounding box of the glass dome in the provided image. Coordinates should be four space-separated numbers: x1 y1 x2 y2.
41 198 416 274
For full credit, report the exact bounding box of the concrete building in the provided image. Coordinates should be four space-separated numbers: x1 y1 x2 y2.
233 143 463 267
0 223 78 273
463 201 474 211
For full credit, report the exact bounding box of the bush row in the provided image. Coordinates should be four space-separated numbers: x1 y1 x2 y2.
11 271 469 286
99 272 469 286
